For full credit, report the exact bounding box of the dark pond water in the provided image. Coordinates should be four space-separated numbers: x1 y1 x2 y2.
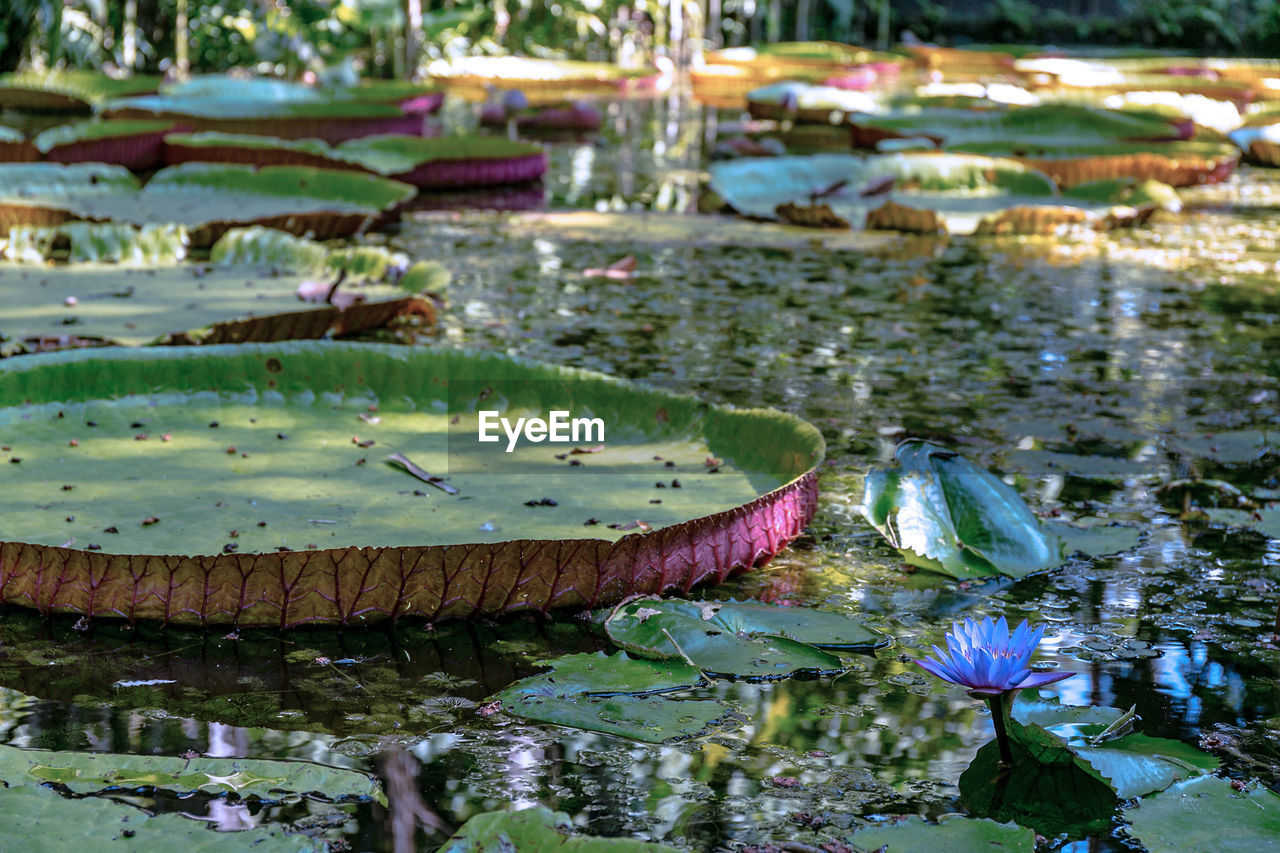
2 90 1279 851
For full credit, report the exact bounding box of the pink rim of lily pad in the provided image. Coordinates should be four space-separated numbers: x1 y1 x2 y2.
44 127 179 171
105 110 427 144
390 151 548 189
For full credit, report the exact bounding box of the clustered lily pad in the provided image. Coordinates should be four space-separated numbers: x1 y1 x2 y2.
708 152 1179 235
0 225 442 351
0 161 415 245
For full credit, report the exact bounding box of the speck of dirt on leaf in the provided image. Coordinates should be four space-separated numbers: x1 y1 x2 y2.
584 518 600 526
141 517 159 526
209 421 219 428
8 458 20 464
61 485 73 491
103 526 118 534
161 433 171 442
225 446 236 454
257 521 267 527
68 439 78 447
134 433 147 441
87 544 101 550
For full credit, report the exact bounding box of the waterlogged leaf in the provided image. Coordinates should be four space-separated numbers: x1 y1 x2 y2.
440 806 680 853
860 440 1066 580
848 815 1034 853
708 152 1172 235
0 742 384 802
607 598 886 651
1122 776 1280 853
959 739 1118 840
603 599 849 678
497 653 728 743
0 783 324 852
1047 520 1144 557
0 342 823 626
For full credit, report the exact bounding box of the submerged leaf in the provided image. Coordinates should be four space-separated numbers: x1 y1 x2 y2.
496 652 729 743
848 815 1034 853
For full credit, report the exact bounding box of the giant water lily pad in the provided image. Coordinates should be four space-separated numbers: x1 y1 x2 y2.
0 342 823 626
0 70 161 111
0 784 324 852
850 104 1185 149
848 815 1034 853
947 140 1239 188
0 226 437 349
33 119 177 170
101 95 423 144
164 133 547 188
1121 776 1280 853
707 152 1176 235
425 57 657 102
0 743 384 802
0 162 415 245
441 806 679 853
860 440 1066 579
495 651 730 742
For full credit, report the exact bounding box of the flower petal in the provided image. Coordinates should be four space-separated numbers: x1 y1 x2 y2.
1015 670 1076 690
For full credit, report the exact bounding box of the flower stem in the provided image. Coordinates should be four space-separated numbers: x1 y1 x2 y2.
986 692 1015 767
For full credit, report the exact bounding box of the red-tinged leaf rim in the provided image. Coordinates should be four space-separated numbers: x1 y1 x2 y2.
947 140 1240 188
0 70 161 111
425 56 660 102
0 162 415 246
0 342 824 628
35 120 179 170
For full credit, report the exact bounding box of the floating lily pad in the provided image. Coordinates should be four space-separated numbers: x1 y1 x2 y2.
496 652 729 742
707 152 1176 235
745 82 878 123
861 440 1066 580
1172 428 1278 464
0 742 384 802
851 104 1184 149
1006 694 1218 798
603 599 849 678
1000 448 1157 482
848 815 1034 853
1122 776 1280 853
0 226 437 349
0 783 325 852
0 125 37 162
33 119 177 170
947 140 1239 188
441 806 680 853
0 342 823 626
0 162 415 245
425 57 657 102
1201 507 1280 538
1048 520 1145 558
0 70 161 111
102 95 423 144
165 132 547 189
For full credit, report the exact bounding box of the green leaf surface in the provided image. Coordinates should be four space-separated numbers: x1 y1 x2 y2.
848 815 1035 853
0 742 384 802
959 739 1118 840
0 783 324 852
1202 507 1280 538
101 94 407 121
855 104 1184 146
1122 776 1280 853
440 806 680 853
1047 520 1144 557
1173 428 1278 464
860 440 1066 579
607 598 887 651
497 653 729 743
603 599 848 678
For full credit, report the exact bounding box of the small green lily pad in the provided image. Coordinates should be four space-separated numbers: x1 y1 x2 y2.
603 599 851 678
496 652 730 743
849 815 1035 853
1122 776 1280 853
440 806 680 853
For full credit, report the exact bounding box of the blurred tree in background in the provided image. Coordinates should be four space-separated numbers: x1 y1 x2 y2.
6 0 1280 78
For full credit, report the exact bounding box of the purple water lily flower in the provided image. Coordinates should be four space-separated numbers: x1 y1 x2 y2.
916 616 1074 766
916 616 1074 698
